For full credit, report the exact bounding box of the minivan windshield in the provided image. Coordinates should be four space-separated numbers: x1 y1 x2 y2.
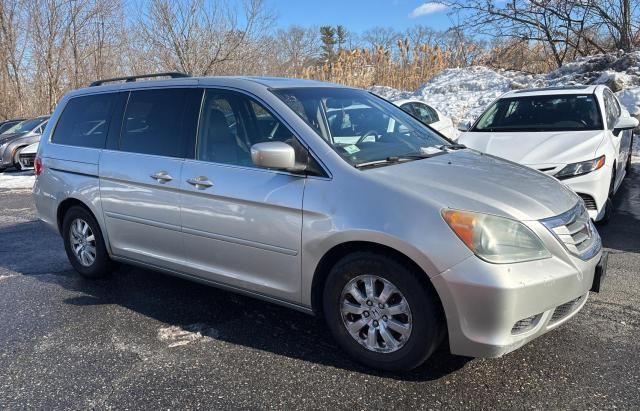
2 118 44 135
472 94 603 132
272 88 448 167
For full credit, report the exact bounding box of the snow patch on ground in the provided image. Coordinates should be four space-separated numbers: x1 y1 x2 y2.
0 171 35 190
157 323 219 347
0 274 16 281
372 51 640 129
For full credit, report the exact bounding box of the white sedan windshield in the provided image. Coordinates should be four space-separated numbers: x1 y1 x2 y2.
472 94 604 132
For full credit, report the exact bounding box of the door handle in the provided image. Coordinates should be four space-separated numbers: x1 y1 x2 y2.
187 176 214 189
150 171 173 183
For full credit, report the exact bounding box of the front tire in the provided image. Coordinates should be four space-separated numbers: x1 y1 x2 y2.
12 150 23 171
62 206 112 278
600 170 616 224
323 252 444 372
626 135 634 175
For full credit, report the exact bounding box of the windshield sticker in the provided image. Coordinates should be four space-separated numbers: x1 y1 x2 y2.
344 145 360 154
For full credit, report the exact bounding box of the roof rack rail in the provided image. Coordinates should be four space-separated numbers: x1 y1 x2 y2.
89 72 190 87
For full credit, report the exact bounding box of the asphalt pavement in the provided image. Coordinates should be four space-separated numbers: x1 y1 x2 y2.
0 165 638 410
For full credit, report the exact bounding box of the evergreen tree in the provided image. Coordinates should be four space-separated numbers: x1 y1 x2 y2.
320 26 337 61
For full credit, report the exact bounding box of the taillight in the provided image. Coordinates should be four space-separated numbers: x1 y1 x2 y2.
34 157 43 176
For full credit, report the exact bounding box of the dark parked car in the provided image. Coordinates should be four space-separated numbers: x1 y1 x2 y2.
0 116 49 171
0 118 26 135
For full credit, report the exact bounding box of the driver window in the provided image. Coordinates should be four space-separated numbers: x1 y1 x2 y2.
197 89 301 168
603 90 621 130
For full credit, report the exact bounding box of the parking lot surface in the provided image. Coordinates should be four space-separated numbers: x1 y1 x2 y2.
0 164 639 410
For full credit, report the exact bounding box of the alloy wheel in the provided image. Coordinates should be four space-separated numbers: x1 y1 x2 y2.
69 218 97 267
340 274 412 353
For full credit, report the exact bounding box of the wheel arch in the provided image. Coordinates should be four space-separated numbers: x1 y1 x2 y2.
57 197 92 233
56 196 112 255
310 241 445 324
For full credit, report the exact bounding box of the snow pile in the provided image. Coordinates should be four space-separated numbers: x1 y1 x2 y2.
546 52 640 91
0 171 35 191
618 88 640 116
372 51 640 127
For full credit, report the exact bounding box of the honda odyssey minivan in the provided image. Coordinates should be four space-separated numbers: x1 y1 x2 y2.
34 73 606 371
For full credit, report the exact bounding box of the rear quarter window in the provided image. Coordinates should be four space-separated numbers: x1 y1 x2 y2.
52 93 115 148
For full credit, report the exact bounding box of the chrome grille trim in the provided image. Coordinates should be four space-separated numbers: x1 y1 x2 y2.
541 201 601 261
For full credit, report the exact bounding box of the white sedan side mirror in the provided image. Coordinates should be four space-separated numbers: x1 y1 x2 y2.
613 116 639 135
457 121 471 132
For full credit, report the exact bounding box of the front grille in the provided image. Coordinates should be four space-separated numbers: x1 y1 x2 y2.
541 202 601 260
20 153 35 167
511 314 541 334
578 193 597 210
550 294 586 323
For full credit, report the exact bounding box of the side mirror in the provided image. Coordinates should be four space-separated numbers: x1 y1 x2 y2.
457 120 471 132
613 115 639 136
251 141 296 170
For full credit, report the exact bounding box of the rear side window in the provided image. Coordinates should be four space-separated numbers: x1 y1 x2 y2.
411 103 438 124
52 94 115 148
119 88 202 158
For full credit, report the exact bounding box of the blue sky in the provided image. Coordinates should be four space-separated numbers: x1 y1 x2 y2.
268 0 455 33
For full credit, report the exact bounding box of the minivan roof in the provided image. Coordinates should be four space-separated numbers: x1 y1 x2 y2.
69 76 350 99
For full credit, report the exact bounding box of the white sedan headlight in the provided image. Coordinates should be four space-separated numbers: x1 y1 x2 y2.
442 209 551 264
555 155 605 180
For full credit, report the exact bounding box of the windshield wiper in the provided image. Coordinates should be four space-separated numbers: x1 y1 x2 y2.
439 143 466 150
354 152 443 169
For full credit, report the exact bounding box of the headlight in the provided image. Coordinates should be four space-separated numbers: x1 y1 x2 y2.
555 155 605 180
442 209 551 264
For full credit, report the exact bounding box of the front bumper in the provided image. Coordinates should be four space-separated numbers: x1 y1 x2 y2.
432 247 601 358
558 167 611 221
19 152 35 169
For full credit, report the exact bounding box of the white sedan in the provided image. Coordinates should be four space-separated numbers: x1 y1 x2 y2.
457 85 638 222
393 99 456 140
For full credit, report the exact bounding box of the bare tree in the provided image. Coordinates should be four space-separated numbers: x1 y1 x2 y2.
361 26 400 51
446 0 640 68
137 0 273 76
0 0 29 117
583 0 639 51
445 1 593 68
272 26 320 76
405 25 441 47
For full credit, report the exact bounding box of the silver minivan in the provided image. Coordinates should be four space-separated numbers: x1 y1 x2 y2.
33 73 606 371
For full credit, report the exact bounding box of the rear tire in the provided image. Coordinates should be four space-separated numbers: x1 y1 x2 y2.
322 252 444 372
62 206 112 278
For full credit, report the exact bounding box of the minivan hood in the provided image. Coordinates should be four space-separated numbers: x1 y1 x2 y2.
458 130 604 165
367 151 578 221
